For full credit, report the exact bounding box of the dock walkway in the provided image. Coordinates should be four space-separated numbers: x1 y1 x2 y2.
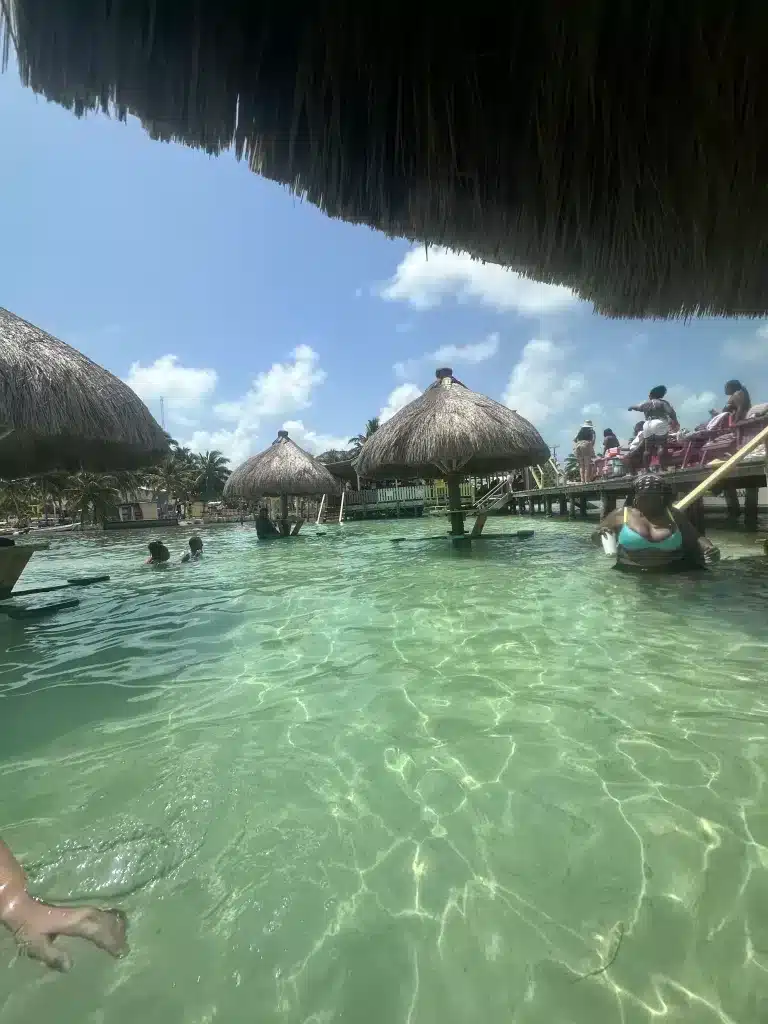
510 460 767 530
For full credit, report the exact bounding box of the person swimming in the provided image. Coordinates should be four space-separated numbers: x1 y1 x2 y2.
181 536 203 562
146 540 170 564
592 473 719 571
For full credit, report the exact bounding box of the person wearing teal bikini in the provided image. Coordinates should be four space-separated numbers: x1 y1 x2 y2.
592 474 720 571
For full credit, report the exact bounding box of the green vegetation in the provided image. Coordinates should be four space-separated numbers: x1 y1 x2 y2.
0 442 231 527
348 417 380 453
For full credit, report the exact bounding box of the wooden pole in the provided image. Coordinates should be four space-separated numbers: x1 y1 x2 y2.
745 486 759 531
559 495 568 516
279 493 289 535
601 493 616 518
446 473 465 536
674 423 768 511
579 495 588 518
724 486 741 521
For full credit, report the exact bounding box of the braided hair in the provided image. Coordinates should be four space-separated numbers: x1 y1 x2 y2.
632 473 674 506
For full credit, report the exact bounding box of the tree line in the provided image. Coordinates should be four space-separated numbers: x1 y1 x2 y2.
0 445 231 526
1 417 383 526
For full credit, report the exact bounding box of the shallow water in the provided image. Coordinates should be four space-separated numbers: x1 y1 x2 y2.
1 520 768 1023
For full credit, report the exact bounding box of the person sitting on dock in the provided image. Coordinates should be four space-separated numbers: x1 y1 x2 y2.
592 474 719 571
628 386 678 471
722 379 751 423
146 540 170 564
181 536 203 562
255 506 281 539
602 427 620 454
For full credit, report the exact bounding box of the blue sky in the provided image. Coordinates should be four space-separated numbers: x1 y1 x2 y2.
1 65 767 467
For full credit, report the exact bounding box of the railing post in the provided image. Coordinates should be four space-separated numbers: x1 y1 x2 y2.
316 494 326 525
338 491 346 524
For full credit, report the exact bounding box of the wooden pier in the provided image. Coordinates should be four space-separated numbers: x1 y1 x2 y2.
509 461 767 531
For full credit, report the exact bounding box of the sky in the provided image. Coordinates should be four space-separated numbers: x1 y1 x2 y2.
1 65 767 468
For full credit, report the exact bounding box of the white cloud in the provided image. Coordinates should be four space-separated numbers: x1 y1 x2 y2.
667 387 717 427
280 420 350 455
379 247 578 314
183 427 255 468
125 355 217 410
581 402 604 417
722 324 768 363
394 333 499 379
379 383 422 423
502 340 584 424
181 346 327 466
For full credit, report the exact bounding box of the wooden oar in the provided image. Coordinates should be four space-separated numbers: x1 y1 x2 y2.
674 423 768 512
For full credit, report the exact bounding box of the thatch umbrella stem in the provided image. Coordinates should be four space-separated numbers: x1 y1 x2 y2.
446 473 465 536
279 492 289 536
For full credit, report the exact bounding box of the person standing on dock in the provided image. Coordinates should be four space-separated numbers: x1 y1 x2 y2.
628 386 677 472
573 420 596 483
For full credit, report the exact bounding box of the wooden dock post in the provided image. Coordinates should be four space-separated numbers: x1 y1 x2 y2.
745 486 759 531
559 496 568 517
724 486 741 521
579 495 588 518
601 493 616 518
545 496 553 515
569 497 577 519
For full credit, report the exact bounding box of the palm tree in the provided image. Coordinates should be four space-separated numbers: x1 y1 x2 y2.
112 469 149 501
192 450 231 500
563 453 580 482
150 457 191 501
65 472 120 526
0 478 40 523
348 417 380 452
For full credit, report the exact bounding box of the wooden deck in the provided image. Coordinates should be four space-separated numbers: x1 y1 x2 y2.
509 459 767 530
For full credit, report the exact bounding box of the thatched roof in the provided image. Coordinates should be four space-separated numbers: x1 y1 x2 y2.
224 431 341 499
0 307 168 477
3 4 768 318
354 368 550 479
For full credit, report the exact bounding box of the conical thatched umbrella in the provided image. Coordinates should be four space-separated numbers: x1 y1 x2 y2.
354 368 550 537
0 308 168 477
224 431 341 535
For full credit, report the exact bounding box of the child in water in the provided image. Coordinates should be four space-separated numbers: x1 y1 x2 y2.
181 536 203 562
146 541 170 564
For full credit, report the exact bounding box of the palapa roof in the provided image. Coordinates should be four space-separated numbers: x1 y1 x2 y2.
354 369 550 480
224 431 341 499
3 3 768 318
0 307 168 477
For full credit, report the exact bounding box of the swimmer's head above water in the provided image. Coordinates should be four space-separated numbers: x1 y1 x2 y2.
631 473 673 518
147 541 170 564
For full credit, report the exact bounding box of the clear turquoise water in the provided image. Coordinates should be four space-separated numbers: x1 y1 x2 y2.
1 519 768 1023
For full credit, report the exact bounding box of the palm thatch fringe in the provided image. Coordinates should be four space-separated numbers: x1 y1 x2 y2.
3 2 768 318
354 368 550 480
0 307 168 477
224 431 341 500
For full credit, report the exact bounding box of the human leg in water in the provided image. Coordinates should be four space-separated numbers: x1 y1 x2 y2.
0 838 128 971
